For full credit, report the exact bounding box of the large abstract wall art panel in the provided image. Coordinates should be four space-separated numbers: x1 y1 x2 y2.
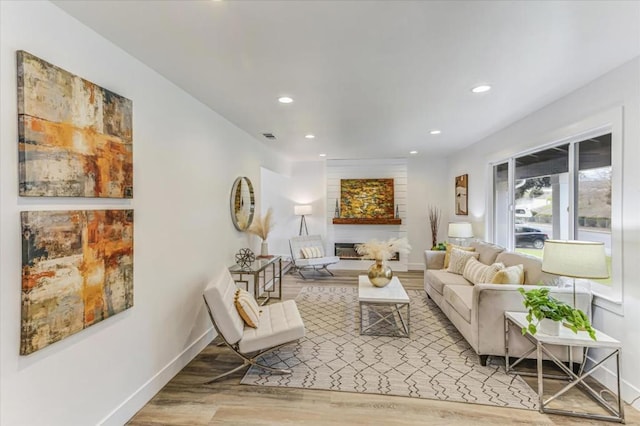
17 51 133 198
21 210 134 355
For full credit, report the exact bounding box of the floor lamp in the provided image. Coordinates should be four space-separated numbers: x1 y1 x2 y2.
448 222 473 246
541 240 608 307
295 205 312 236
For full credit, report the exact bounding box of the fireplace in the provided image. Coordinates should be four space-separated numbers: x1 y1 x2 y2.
334 243 400 261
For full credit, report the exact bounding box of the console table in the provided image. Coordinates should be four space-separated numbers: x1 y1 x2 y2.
505 311 624 423
229 256 282 305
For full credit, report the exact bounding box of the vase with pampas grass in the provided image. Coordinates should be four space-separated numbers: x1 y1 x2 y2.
356 237 412 287
247 208 275 258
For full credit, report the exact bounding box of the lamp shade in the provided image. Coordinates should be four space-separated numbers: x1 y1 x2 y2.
294 205 312 216
541 240 608 279
448 222 473 238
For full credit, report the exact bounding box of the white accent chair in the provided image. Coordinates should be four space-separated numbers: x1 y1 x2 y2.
202 268 305 383
289 235 340 279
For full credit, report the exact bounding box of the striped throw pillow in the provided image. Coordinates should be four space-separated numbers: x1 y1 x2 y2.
462 257 490 285
447 248 480 275
301 246 324 259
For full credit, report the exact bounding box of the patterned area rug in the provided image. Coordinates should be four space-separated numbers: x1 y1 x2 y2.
241 286 538 410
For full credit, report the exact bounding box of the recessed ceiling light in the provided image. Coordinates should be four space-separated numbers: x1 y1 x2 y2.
410 150 418 155
278 96 293 104
471 85 491 93
319 153 326 157
429 130 441 135
305 134 315 139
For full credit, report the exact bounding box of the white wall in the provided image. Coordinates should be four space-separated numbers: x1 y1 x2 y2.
0 2 290 425
447 57 640 409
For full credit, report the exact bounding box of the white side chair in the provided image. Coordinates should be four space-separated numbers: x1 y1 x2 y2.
289 235 340 279
202 268 305 383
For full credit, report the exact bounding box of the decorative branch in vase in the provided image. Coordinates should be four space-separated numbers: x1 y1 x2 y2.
428 205 441 249
247 207 275 258
356 237 411 287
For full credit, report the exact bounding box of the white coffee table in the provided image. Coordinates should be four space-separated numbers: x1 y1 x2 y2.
358 275 410 337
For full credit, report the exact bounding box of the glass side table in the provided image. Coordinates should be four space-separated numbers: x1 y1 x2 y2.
229 256 282 305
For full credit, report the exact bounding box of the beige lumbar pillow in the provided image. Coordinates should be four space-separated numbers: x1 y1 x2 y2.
234 289 261 328
447 248 480 275
490 264 525 284
443 244 475 269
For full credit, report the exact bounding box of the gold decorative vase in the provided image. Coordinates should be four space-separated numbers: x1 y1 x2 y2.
368 260 393 287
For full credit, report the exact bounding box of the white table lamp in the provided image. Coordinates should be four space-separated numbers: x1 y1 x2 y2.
294 204 312 236
448 222 473 246
541 240 608 306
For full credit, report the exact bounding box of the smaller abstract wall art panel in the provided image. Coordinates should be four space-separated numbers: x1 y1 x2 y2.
340 178 395 218
17 50 133 198
455 174 468 215
21 209 134 355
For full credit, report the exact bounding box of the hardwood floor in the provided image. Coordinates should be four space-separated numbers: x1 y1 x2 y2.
128 270 638 425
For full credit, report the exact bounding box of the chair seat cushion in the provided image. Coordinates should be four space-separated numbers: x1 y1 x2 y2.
295 255 340 267
238 300 305 353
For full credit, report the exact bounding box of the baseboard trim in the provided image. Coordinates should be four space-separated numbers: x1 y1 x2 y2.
408 262 424 271
585 353 640 410
98 327 215 426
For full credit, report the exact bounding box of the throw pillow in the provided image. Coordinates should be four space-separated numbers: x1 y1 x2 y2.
443 244 475 269
490 264 525 285
462 257 490 285
301 246 325 259
447 248 480 275
234 289 261 328
482 262 505 283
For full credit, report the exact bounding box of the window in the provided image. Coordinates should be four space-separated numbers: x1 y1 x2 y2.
491 130 618 302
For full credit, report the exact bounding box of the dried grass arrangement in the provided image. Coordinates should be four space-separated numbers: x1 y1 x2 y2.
428 205 441 249
247 207 274 241
356 237 412 261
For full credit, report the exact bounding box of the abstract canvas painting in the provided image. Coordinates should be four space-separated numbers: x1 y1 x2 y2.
17 51 133 198
21 209 134 355
340 178 395 218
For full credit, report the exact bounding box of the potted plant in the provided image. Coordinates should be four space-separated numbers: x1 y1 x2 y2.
518 287 596 340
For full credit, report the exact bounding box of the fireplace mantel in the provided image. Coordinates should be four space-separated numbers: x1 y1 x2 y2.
332 218 401 225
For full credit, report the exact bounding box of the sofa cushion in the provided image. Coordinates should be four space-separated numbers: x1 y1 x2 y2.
470 241 505 265
443 244 475 269
490 264 524 284
495 251 542 284
443 285 473 323
447 248 480 275
425 269 472 295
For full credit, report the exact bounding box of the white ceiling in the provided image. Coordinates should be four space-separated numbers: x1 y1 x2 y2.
54 0 640 162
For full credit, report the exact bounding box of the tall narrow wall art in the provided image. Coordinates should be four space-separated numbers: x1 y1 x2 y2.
21 209 134 355
17 51 133 198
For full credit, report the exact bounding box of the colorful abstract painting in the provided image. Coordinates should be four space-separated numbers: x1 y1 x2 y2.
340 178 395 218
17 51 133 198
21 209 134 355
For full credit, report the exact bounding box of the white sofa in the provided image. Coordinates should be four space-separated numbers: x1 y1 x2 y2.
424 241 592 365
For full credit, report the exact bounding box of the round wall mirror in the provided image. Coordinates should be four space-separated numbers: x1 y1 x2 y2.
230 176 255 231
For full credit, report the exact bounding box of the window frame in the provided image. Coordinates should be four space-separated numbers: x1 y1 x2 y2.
486 107 623 313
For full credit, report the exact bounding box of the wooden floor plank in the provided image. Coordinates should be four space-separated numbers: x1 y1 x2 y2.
128 270 639 425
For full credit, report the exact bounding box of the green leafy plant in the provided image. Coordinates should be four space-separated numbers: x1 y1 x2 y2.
431 242 447 251
518 287 596 340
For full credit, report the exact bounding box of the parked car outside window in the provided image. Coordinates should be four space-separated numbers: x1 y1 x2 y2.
515 226 548 249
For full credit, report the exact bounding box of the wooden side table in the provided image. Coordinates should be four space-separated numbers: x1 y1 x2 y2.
229 256 282 305
504 311 624 423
